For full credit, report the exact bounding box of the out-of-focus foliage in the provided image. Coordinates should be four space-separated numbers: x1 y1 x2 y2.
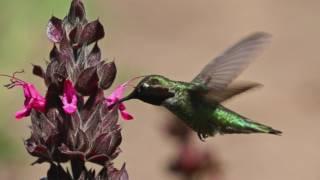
0 128 19 161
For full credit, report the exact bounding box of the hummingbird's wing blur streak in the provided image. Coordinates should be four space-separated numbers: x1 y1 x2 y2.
202 81 262 103
192 32 271 91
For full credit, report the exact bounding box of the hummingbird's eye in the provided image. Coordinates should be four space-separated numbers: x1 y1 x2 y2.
142 83 150 89
138 83 150 93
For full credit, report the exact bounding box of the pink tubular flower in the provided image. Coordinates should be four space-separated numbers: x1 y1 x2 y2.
0 73 46 119
105 81 133 120
15 83 46 119
1 75 46 119
62 79 78 114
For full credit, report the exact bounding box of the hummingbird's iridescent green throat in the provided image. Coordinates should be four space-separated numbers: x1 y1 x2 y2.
120 32 282 140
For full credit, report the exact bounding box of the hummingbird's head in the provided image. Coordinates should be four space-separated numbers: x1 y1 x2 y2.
120 75 175 106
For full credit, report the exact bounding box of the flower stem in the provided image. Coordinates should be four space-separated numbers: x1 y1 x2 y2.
71 159 85 179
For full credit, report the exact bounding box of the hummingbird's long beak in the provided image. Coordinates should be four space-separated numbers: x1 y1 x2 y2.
118 91 136 103
108 93 135 110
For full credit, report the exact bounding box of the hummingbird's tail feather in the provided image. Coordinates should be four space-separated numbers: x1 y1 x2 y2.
220 120 282 135
267 127 282 135
218 120 282 135
214 105 282 135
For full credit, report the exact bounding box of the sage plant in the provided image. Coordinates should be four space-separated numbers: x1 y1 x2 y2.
2 0 130 179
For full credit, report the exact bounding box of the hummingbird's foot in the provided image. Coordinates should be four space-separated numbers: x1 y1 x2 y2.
197 132 208 142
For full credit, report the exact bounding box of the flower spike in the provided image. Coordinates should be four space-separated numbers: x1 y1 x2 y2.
2 0 130 178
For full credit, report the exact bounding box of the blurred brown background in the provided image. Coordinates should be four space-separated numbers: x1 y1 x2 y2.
1 0 320 179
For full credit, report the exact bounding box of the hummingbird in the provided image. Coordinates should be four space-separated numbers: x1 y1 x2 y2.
120 32 282 140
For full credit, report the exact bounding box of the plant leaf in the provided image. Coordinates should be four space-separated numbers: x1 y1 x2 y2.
75 66 99 96
32 64 45 79
78 20 105 45
98 61 117 90
47 16 63 43
87 43 101 67
67 0 86 24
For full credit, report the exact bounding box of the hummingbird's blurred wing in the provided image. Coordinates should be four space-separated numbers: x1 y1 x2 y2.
192 32 271 91
202 81 262 103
